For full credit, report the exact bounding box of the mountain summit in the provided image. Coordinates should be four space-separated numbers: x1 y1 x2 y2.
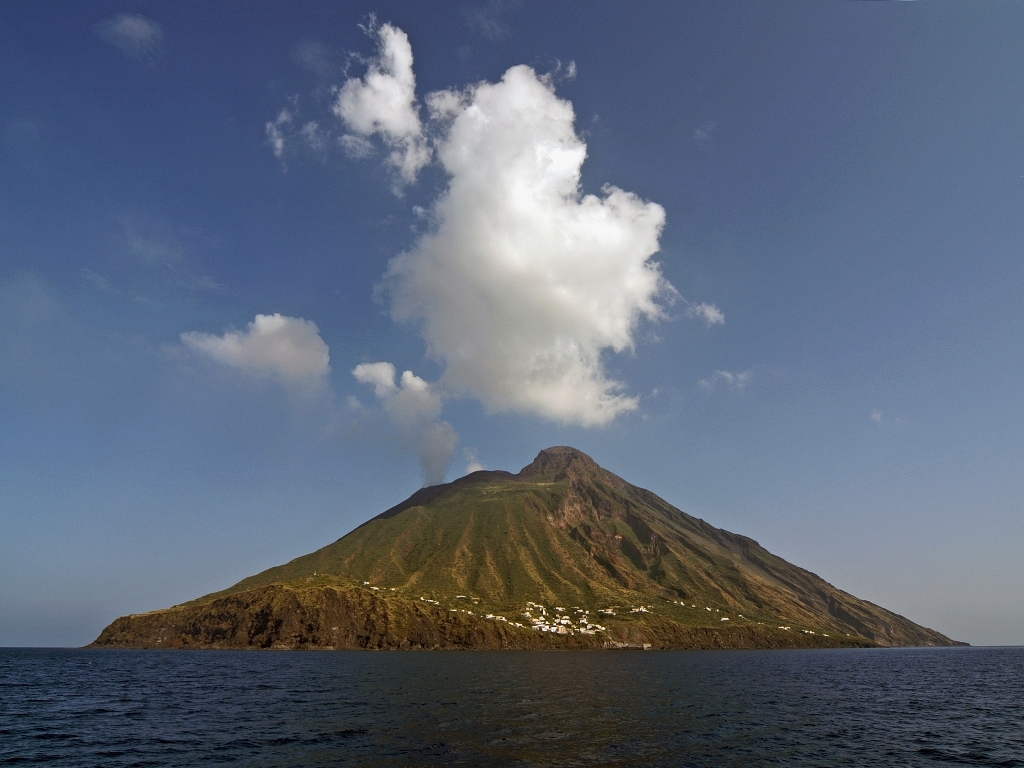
93 448 963 650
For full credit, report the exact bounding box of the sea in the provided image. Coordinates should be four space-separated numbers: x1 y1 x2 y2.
1 647 1021 767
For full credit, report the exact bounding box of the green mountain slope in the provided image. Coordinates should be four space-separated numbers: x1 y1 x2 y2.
93 447 963 649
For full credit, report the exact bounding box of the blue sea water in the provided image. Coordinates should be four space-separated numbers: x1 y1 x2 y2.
1 647 1021 767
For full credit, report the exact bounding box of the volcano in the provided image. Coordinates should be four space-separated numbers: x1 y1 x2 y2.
92 447 963 650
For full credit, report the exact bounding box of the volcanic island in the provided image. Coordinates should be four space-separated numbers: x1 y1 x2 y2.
92 447 965 650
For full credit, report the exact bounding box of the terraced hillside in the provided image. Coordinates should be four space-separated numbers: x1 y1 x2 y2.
92 447 963 650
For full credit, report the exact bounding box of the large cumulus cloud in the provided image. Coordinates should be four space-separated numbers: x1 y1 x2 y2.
381 65 673 426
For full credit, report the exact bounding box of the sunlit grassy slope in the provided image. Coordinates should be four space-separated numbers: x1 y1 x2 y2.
188 447 958 647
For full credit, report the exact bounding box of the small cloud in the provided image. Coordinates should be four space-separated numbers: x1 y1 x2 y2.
463 448 485 474
265 101 350 166
265 108 293 162
699 369 752 392
82 268 116 294
293 40 339 79
547 59 577 83
462 0 520 41
871 409 883 423
95 14 163 63
332 21 430 187
300 121 328 153
339 133 374 159
118 224 225 294
353 361 405 400
182 314 330 388
186 274 226 292
685 302 725 327
693 119 716 145
127 232 182 269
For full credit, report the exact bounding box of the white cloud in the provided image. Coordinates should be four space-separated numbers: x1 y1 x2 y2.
339 133 374 159
352 361 400 399
82 268 116 294
871 409 883 423
693 119 716 145
265 104 334 165
265 108 292 160
181 314 330 386
127 231 182 269
685 301 725 326
353 362 458 485
95 14 163 63
333 22 430 186
699 369 752 392
115 222 226 295
293 40 338 79
382 63 673 427
300 121 327 153
462 0 517 41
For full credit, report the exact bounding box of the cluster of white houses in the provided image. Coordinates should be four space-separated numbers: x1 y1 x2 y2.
517 602 608 635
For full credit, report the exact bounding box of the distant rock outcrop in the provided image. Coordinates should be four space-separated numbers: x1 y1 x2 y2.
92 448 966 650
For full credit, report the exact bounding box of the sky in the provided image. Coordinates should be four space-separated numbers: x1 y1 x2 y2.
2 1 1022 647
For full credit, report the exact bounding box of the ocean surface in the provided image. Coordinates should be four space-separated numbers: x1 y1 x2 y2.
1 647 1021 767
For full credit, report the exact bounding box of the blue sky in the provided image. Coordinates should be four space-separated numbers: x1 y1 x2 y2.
2 2 1022 647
